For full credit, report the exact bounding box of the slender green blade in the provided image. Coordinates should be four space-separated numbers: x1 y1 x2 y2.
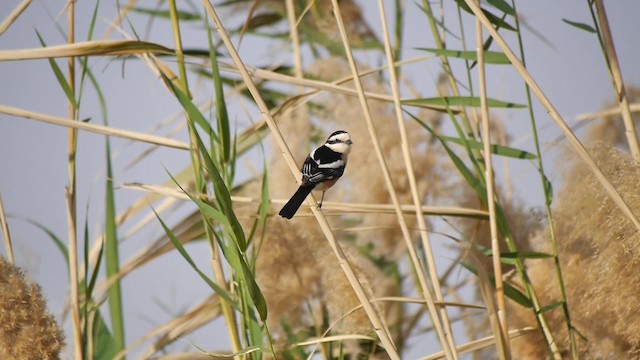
25 219 69 267
462 263 533 308
154 209 238 309
241 260 268 321
162 73 216 140
504 282 534 308
542 172 554 206
206 17 231 163
537 301 565 315
441 136 536 159
402 96 526 109
406 111 486 198
35 31 78 110
454 0 516 31
105 138 125 354
487 0 516 16
88 309 119 360
417 48 511 64
562 19 596 33
86 237 104 301
474 244 554 265
131 7 202 21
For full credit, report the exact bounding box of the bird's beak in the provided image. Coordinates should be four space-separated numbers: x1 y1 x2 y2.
346 140 353 145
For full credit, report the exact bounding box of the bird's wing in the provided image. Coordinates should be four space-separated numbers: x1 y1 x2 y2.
301 149 345 186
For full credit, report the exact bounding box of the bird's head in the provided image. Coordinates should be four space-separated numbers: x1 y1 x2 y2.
325 130 353 155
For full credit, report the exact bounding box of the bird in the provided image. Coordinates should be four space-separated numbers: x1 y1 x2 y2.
279 130 353 219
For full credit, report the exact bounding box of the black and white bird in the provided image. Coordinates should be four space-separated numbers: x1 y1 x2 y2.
279 130 353 219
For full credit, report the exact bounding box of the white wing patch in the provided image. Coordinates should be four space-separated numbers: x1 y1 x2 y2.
318 159 344 169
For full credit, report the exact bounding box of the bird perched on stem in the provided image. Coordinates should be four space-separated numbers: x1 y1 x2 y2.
279 130 352 219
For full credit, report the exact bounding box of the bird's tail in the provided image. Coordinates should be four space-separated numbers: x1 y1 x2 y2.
279 185 314 219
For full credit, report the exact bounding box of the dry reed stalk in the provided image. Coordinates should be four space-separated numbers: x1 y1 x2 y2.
418 328 535 360
120 196 181 241
376 0 457 356
283 0 311 186
101 0 138 39
475 10 509 359
0 105 191 150
201 1 400 358
123 182 489 218
593 0 640 161
0 195 13 265
461 0 640 233
0 0 32 36
218 56 450 112
65 2 83 358
0 40 174 61
576 103 640 121
285 0 303 80
330 1 452 358
295 334 377 347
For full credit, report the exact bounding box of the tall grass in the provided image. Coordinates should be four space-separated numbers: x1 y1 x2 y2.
0 0 639 359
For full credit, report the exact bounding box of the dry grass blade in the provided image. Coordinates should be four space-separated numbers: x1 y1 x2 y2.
295 334 377 347
576 103 640 120
218 56 454 112
201 1 400 358
371 296 485 310
417 327 536 360
475 11 509 359
461 0 640 233
593 0 640 160
65 4 84 358
0 105 190 150
154 354 229 360
101 0 138 39
0 40 173 61
0 0 32 36
0 194 14 264
123 182 489 218
65 186 83 360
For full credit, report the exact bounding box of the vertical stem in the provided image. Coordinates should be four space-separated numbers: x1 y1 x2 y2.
284 0 311 150
167 0 189 95
593 0 640 161
474 5 509 358
285 0 303 80
0 194 14 264
376 0 458 357
66 1 83 359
